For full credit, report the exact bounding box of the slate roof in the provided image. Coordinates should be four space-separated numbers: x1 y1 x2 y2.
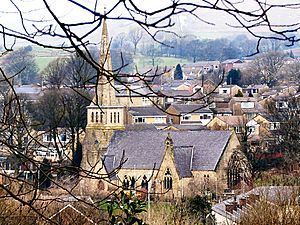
104 130 231 173
222 59 243 64
210 108 232 114
173 146 193 178
162 124 208 131
115 85 159 97
170 104 213 114
128 107 167 117
125 124 158 131
216 116 246 126
103 155 117 180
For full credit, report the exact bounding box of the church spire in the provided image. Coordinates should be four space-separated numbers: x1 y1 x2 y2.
96 17 116 106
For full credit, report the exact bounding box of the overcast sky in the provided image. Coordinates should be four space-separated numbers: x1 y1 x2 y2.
1 0 300 46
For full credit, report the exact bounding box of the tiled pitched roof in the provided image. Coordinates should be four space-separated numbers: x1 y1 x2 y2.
162 124 208 131
104 130 231 172
128 107 167 117
216 116 246 126
170 104 212 114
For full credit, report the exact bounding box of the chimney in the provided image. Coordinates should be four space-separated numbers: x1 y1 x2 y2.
232 200 238 211
225 201 237 214
248 193 260 204
239 197 247 208
225 203 234 214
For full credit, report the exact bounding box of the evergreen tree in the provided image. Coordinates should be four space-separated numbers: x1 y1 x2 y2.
226 69 241 85
71 142 82 171
174 64 183 80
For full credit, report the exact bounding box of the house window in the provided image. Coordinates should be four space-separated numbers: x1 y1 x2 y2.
270 122 280 130
163 168 173 189
23 136 28 144
203 114 208 119
44 134 53 142
182 114 191 120
234 126 242 134
91 112 94 122
248 126 255 134
223 90 227 94
134 117 145 123
110 112 113 123
142 97 149 105
155 117 164 123
60 133 66 142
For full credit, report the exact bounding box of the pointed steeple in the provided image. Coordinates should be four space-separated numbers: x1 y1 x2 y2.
96 18 116 106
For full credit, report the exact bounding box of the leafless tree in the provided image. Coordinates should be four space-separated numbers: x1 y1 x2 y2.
242 51 285 86
265 96 300 166
128 28 144 55
0 0 300 223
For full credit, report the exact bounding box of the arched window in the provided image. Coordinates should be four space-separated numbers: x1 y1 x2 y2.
95 112 99 122
163 168 172 189
227 168 241 188
117 112 120 123
227 151 247 189
122 175 129 190
91 112 94 122
141 175 148 190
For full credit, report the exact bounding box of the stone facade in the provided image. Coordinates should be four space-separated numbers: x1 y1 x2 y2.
100 130 242 199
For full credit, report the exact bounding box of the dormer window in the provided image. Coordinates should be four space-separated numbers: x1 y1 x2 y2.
163 168 173 189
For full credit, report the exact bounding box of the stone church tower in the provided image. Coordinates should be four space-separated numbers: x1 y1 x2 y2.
81 19 125 191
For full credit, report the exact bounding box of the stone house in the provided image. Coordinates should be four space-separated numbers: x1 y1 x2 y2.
166 104 213 125
207 116 246 134
127 106 167 125
230 97 265 119
242 84 269 97
218 85 242 97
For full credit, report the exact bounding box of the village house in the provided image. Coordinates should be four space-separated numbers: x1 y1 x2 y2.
166 104 213 125
127 106 167 125
221 59 244 73
218 85 243 97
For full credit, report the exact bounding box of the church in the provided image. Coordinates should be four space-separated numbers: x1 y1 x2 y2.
80 19 245 198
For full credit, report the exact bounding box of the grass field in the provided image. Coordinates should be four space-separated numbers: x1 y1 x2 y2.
35 56 59 71
134 55 191 70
